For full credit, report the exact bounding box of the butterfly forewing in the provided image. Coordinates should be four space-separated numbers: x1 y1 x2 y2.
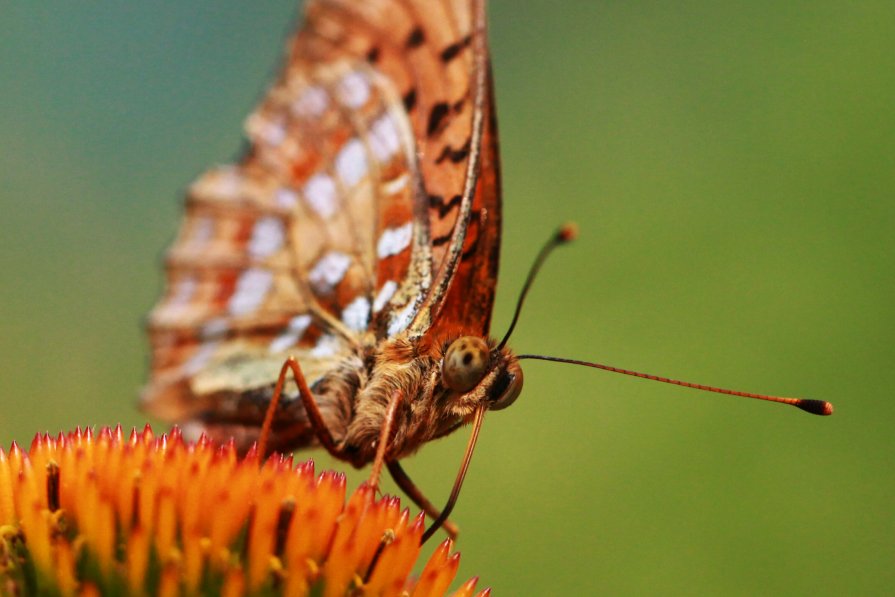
427 71 501 338
143 0 501 448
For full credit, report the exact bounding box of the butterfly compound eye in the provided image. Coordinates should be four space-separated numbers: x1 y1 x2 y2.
442 336 491 393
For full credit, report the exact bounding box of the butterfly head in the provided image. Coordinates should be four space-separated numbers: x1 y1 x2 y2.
431 226 580 416
441 335 523 412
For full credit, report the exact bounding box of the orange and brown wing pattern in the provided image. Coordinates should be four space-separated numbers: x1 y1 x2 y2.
298 0 501 339
385 0 501 338
143 0 501 419
425 65 501 339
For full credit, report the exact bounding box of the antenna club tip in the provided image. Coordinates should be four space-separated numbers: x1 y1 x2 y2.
557 222 578 243
796 399 834 416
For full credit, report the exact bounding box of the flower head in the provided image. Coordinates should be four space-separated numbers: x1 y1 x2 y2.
0 425 489 596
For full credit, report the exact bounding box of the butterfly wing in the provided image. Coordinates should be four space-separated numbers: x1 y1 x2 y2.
422 66 501 339
371 0 502 338
294 0 502 340
143 0 500 429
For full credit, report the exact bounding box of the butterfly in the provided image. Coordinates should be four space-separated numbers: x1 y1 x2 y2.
143 0 510 540
143 0 832 542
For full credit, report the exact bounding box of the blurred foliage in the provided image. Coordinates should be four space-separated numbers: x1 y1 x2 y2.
1 1 893 595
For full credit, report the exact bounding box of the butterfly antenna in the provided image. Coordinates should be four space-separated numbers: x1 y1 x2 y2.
516 354 834 416
497 222 578 350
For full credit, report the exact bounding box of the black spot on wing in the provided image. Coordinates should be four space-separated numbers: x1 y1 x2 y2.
427 102 450 137
434 139 471 164
432 231 452 247
440 35 472 62
431 210 482 254
366 46 381 63
406 27 425 48
403 89 417 112
429 194 463 217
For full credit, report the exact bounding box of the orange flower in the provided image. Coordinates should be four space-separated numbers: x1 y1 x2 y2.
0 426 489 596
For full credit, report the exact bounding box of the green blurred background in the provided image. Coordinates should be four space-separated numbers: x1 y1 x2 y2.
2 1 893 594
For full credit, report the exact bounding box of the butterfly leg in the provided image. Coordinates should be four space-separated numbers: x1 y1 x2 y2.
386 460 459 540
367 390 402 490
259 356 343 460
